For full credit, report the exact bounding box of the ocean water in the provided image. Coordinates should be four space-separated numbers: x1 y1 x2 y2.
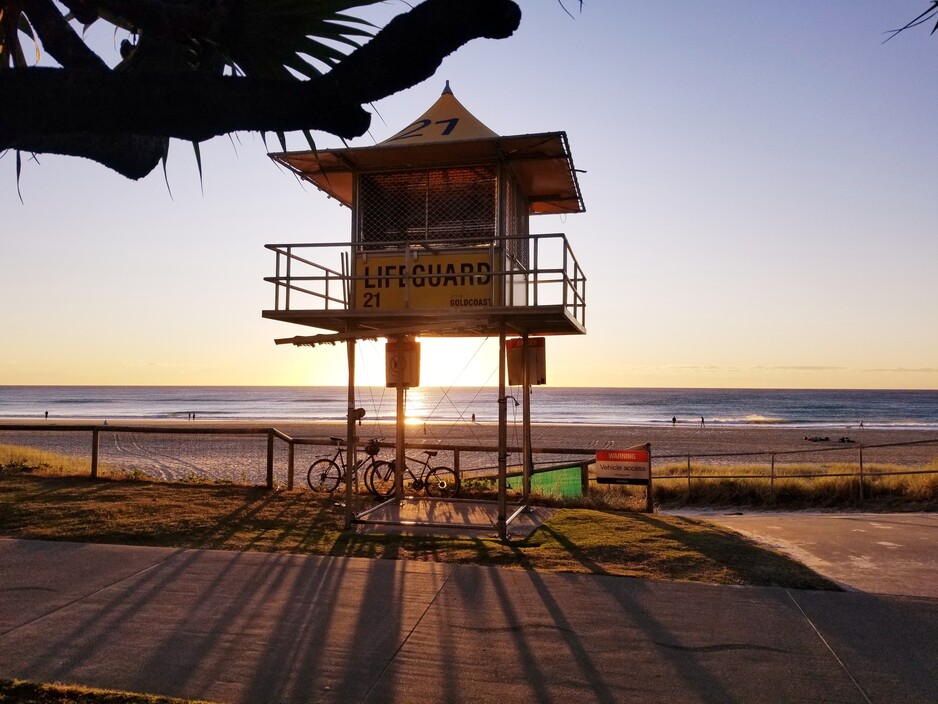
1 386 937 430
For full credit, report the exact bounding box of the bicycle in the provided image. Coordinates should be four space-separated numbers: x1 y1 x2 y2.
307 437 388 493
365 449 460 499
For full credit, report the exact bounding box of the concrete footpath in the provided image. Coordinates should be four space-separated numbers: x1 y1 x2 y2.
2 538 937 704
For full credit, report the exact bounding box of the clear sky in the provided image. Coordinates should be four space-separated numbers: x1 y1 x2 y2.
2 1 937 389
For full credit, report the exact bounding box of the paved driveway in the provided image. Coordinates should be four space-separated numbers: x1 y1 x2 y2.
687 512 938 599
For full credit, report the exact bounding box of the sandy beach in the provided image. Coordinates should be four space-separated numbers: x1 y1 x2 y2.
3 419 937 485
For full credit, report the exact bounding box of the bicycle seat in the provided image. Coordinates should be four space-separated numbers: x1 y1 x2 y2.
329 436 344 444
423 450 438 458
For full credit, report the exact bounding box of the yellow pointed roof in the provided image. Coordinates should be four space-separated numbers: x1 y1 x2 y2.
380 81 498 144
270 84 584 215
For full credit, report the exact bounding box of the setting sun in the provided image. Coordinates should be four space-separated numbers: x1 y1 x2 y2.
347 338 500 390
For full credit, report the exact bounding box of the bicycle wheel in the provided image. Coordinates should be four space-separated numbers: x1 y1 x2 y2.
425 466 459 498
307 459 342 493
365 460 396 498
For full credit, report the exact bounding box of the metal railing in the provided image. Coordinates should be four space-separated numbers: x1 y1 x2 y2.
268 246 349 312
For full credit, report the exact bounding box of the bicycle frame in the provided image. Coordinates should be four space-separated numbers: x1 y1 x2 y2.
329 438 384 472
308 437 386 493
395 454 434 484
367 450 460 498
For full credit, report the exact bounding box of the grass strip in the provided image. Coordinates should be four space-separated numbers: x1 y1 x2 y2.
0 678 216 703
0 472 835 590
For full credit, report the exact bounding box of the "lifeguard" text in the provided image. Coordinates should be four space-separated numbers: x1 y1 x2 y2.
361 261 492 289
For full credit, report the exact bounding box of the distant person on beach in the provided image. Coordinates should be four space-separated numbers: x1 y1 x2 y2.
472 413 476 423
672 416 676 426
44 411 48 420
700 416 705 427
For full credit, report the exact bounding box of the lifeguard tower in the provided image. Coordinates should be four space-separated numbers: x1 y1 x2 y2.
264 83 586 537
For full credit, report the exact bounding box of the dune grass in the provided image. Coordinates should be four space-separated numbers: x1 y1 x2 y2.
0 444 145 480
644 460 938 510
472 457 938 511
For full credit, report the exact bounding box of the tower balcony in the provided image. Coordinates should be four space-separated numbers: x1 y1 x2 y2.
262 233 586 339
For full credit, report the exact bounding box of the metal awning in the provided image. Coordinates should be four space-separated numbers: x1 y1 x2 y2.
269 84 585 215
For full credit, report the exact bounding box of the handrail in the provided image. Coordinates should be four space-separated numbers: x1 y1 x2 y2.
264 232 569 251
266 245 345 277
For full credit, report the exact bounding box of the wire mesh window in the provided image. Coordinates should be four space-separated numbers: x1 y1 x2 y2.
358 167 497 247
503 177 530 268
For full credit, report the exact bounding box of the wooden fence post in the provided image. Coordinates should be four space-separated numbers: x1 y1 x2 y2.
770 453 775 504
646 449 654 513
686 456 692 497
287 441 295 490
858 445 864 505
91 428 99 480
266 429 274 489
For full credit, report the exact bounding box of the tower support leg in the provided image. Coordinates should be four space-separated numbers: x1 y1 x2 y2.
395 335 407 498
522 333 532 502
344 337 357 530
497 326 508 540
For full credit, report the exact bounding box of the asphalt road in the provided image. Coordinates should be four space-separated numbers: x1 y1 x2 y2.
685 511 938 599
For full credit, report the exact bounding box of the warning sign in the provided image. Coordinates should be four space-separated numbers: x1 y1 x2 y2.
594 448 651 485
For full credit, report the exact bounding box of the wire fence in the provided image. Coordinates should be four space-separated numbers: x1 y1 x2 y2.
3 424 937 504
653 439 938 485
0 424 590 492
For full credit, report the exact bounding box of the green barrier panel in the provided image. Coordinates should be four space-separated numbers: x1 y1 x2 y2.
507 464 582 498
